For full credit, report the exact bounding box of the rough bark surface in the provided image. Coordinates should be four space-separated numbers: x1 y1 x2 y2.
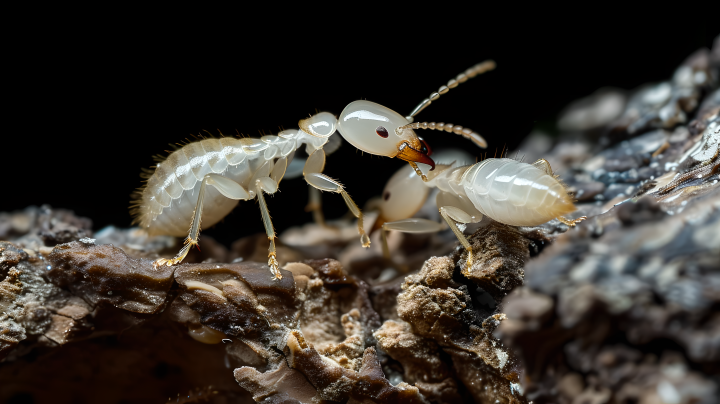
1 38 719 403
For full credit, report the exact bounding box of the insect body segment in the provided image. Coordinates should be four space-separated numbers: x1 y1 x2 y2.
378 157 586 269
132 123 362 279
462 158 577 226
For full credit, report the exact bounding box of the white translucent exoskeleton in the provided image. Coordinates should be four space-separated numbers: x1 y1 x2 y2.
372 144 587 268
133 61 502 279
378 156 586 266
131 113 371 280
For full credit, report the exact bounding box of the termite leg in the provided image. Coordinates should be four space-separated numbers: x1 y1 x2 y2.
154 173 251 269
255 179 282 280
380 218 445 271
438 206 475 271
558 216 588 227
303 149 370 247
340 188 370 247
531 158 554 176
305 186 327 226
153 180 208 268
381 228 391 261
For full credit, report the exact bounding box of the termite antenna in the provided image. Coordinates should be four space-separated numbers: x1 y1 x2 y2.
405 60 496 122
395 121 487 149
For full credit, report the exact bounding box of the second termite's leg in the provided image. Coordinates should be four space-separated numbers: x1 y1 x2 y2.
255 180 282 280
438 206 474 270
531 158 554 176
533 159 587 226
380 219 445 260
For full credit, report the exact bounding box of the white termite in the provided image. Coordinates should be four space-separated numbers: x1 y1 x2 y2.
132 61 510 279
366 126 588 266
374 155 587 268
131 120 365 280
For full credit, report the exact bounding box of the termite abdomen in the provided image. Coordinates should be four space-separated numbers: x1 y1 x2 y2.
462 158 575 226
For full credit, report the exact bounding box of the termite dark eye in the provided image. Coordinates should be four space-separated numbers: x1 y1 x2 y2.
419 138 432 156
376 126 389 138
383 191 391 201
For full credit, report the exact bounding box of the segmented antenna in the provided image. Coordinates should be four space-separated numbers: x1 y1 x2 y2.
396 121 487 148
406 60 496 122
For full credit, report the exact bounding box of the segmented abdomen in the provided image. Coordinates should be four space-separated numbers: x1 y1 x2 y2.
132 138 255 236
132 130 328 237
461 158 575 226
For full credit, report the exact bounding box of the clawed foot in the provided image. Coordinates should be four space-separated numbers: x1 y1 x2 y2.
153 241 193 269
152 256 183 269
360 233 371 248
268 252 282 280
558 216 588 227
153 258 169 269
462 248 474 276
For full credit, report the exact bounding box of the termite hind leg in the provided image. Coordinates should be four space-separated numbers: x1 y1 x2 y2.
558 215 588 227
531 158 554 176
255 179 282 280
153 173 251 269
438 206 475 273
153 237 197 269
153 176 211 269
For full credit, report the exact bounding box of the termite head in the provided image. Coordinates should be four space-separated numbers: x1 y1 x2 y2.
337 100 435 170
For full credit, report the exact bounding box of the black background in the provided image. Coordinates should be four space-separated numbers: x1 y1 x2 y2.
3 13 718 248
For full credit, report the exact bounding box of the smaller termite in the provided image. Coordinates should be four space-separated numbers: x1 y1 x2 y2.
358 119 588 267
372 151 587 269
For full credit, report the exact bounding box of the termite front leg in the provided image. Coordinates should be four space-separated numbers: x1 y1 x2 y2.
303 149 370 248
154 174 251 269
438 205 478 272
